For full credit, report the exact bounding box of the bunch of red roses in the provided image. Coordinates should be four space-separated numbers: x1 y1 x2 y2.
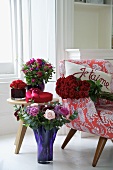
10 80 27 89
56 75 90 99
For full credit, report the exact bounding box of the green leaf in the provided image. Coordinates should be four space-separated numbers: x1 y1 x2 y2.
26 119 32 124
24 116 30 120
69 111 78 120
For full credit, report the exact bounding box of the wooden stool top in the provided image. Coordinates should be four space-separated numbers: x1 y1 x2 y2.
7 98 59 106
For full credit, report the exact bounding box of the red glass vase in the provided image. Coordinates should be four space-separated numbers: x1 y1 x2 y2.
11 88 26 100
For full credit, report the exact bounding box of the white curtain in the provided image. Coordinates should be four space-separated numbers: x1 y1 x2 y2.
16 0 56 76
55 0 74 135
16 0 74 135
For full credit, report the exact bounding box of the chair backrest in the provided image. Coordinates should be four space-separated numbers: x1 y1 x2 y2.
59 59 113 92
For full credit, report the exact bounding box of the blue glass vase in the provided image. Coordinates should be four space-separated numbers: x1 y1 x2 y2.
33 126 58 164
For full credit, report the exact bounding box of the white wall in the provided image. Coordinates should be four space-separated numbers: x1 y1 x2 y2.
74 3 112 49
0 83 19 135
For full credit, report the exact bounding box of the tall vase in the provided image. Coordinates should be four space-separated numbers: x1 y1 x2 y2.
27 81 45 91
33 126 58 164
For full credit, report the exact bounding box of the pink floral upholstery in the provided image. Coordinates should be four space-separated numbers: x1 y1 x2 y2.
59 59 113 76
60 59 113 139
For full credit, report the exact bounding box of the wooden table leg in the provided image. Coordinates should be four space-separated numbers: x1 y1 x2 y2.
15 120 27 154
14 126 20 145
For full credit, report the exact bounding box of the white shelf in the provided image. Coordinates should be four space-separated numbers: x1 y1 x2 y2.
65 49 113 60
74 2 111 8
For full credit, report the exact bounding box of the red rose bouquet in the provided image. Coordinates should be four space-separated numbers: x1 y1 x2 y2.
56 75 102 102
10 80 27 89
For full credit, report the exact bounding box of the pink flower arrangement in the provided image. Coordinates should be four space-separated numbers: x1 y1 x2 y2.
21 58 55 86
14 102 77 130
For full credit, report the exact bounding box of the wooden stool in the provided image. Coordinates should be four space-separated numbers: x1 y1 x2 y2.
7 98 59 154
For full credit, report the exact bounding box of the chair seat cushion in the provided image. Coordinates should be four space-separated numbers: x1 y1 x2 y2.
96 105 113 129
62 98 113 139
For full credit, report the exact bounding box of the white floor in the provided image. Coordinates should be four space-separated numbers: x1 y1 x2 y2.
0 131 113 170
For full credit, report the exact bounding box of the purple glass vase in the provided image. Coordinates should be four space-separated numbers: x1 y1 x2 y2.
33 126 58 164
27 81 45 91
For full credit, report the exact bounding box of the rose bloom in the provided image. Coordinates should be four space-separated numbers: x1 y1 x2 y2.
26 106 39 116
82 80 90 88
56 77 65 86
23 70 28 74
10 82 17 88
44 66 49 71
18 84 25 89
44 109 55 120
54 105 61 116
79 91 87 98
47 64 52 69
32 79 35 82
69 90 75 98
74 91 80 99
29 58 35 64
26 61 31 66
80 85 90 91
44 63 52 68
66 75 75 81
30 68 34 71
36 59 43 64
59 107 69 116
37 71 43 77
84 91 89 97
78 80 83 86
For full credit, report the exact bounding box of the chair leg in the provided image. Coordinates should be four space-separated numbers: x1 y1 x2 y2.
92 136 107 167
61 128 77 149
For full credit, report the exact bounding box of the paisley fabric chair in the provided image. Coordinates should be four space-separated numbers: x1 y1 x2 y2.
59 59 113 167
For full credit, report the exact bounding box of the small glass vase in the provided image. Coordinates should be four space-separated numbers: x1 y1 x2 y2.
33 126 58 164
11 88 26 100
27 81 45 91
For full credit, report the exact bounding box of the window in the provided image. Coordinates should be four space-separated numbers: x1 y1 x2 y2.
0 0 17 76
0 0 56 81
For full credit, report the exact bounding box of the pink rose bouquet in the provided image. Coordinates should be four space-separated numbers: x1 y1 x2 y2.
21 58 55 86
14 102 77 130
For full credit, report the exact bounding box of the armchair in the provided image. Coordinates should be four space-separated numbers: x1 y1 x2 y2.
59 59 113 167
